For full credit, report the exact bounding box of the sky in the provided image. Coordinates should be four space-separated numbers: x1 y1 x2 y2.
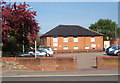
25 2 118 34
7 1 118 34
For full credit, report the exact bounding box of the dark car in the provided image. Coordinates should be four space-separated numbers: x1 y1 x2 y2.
2 55 15 57
16 53 35 57
106 46 120 56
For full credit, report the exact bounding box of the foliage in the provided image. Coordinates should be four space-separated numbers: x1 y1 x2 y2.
89 19 120 40
2 36 22 56
1 1 40 55
2 2 40 45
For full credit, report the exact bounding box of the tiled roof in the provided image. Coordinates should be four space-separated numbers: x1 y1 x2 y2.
40 25 103 37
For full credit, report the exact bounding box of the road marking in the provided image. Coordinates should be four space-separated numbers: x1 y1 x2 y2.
1 74 120 77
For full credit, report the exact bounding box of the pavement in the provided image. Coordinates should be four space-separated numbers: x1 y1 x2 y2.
1 52 119 77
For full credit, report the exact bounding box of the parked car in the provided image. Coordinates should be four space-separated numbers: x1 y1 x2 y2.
114 50 120 56
16 53 35 57
16 49 48 57
2 54 15 57
38 47 54 57
28 50 48 57
116 51 120 56
106 46 120 56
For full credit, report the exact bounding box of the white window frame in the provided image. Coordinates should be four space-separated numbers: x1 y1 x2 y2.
63 46 68 50
85 46 89 49
91 44 96 49
73 37 78 42
54 48 57 50
53 37 58 42
53 43 58 47
74 46 78 50
91 37 95 42
64 37 68 42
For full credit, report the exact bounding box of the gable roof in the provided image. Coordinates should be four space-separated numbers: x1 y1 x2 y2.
40 25 103 37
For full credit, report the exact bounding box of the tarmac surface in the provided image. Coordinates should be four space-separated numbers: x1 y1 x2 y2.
2 75 119 81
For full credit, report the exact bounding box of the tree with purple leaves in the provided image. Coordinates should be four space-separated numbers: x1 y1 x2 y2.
1 1 40 55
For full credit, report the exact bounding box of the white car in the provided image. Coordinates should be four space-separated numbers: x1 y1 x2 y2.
38 47 54 57
114 50 120 56
28 50 48 57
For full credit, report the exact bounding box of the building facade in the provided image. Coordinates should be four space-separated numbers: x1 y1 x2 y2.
40 25 103 53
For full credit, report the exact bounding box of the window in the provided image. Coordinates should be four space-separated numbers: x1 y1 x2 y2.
74 46 78 49
54 48 57 50
85 46 89 49
64 37 68 42
64 46 68 50
118 46 120 49
53 43 58 47
73 37 78 42
53 37 58 42
91 44 96 49
91 37 95 42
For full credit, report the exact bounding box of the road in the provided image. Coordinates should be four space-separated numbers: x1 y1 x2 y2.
2 75 119 81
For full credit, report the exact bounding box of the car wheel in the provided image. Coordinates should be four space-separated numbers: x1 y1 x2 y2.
116 52 120 56
50 55 53 57
46 53 50 57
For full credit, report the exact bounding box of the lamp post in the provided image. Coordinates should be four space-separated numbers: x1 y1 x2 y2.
35 40 37 57
26 7 37 57
115 25 118 46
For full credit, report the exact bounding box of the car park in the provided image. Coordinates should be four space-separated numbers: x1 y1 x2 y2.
106 46 120 56
38 47 54 57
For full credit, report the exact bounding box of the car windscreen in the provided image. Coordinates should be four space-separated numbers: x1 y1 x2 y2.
38 50 46 52
38 47 53 51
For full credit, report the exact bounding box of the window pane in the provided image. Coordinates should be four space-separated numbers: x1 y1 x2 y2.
91 37 95 42
53 43 58 47
53 37 58 42
64 46 68 50
85 46 89 49
91 44 96 49
64 37 68 42
74 46 78 49
74 37 78 42
54 48 57 50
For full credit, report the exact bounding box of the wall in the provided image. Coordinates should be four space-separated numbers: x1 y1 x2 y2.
2 57 77 70
110 38 120 46
45 36 103 53
96 56 120 68
40 37 47 46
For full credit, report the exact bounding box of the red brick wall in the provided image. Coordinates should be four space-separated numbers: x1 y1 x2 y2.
40 36 103 52
96 56 120 68
2 57 77 70
110 38 120 46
